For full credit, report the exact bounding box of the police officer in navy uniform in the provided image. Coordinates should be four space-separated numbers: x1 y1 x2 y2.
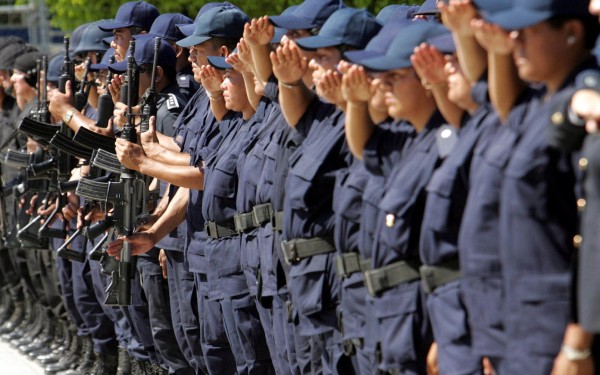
140 12 199 102
339 16 416 374
483 0 599 373
271 7 381 374
345 22 449 374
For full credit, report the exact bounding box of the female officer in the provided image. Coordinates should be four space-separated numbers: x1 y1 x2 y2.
485 0 600 373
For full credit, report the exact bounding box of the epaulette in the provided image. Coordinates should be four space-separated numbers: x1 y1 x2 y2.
166 93 180 110
436 124 458 159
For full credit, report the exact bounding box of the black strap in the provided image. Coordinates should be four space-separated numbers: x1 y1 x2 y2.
281 236 336 264
205 218 238 239
364 259 421 296
420 258 461 294
336 253 371 279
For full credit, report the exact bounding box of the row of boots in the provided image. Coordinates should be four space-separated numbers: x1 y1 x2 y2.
0 286 168 374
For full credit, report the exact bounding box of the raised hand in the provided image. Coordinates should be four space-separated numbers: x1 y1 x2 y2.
271 39 309 85
244 16 275 47
471 19 515 55
317 69 344 105
411 43 448 88
108 74 124 104
199 65 224 96
342 64 372 103
235 38 254 71
439 0 478 36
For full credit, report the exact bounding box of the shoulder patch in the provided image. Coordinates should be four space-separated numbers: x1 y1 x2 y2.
178 75 190 88
436 125 458 159
166 93 180 110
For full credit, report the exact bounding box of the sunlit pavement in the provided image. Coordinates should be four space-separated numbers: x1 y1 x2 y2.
0 338 45 374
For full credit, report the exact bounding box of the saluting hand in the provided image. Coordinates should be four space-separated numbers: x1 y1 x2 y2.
439 0 478 36
342 63 372 103
471 19 515 55
244 17 275 47
411 43 448 88
232 38 254 72
317 69 344 106
199 65 225 95
271 39 308 85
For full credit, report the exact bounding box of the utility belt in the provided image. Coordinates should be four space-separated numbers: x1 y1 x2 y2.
205 218 238 240
419 257 461 294
272 210 284 233
281 235 335 265
233 203 273 233
336 252 371 279
364 259 421 297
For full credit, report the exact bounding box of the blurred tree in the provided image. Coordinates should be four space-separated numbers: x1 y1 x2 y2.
46 0 423 32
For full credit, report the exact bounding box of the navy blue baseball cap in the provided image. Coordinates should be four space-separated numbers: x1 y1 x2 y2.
269 0 345 31
98 1 160 32
137 13 192 42
0 36 23 51
108 37 176 73
472 0 512 20
427 32 456 54
0 43 37 70
90 48 115 71
271 5 300 44
74 20 114 54
344 19 414 64
487 0 592 31
177 2 234 37
414 0 440 16
69 23 90 58
46 54 63 83
296 8 382 51
361 22 449 71
377 4 420 24
176 6 249 48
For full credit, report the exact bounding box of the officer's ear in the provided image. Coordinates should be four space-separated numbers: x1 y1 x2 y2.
218 45 229 58
154 66 163 84
562 19 585 47
174 44 185 59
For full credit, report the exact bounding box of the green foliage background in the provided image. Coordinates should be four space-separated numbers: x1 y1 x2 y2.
45 0 423 32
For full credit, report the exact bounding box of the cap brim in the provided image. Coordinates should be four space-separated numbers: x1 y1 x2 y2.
207 56 232 70
271 27 287 44
296 35 341 51
269 15 314 30
360 55 412 72
176 34 211 48
98 20 133 31
90 63 108 71
344 49 384 64
102 37 113 47
487 8 550 30
74 43 109 55
427 34 456 54
176 24 195 38
107 61 127 73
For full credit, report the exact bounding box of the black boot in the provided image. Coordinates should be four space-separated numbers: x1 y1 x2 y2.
38 324 70 365
44 334 83 374
0 300 24 335
56 336 95 375
116 347 132 375
90 352 119 375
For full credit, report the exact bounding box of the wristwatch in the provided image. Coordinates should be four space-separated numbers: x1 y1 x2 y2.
561 344 591 361
63 109 75 125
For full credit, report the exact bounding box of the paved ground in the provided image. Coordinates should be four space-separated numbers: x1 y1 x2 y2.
0 338 45 374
